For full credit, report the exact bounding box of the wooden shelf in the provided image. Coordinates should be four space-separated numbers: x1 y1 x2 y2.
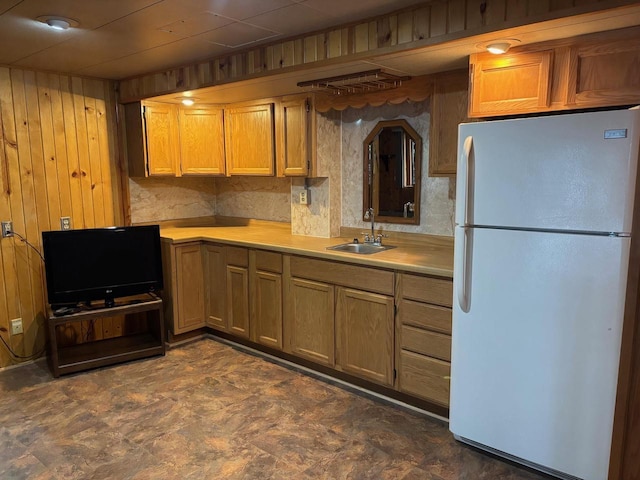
47 295 165 377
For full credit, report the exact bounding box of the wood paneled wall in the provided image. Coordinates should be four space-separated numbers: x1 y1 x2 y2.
118 0 638 102
0 67 124 368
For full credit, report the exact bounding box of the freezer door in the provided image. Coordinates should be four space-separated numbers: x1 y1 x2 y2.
450 227 629 480
455 109 639 233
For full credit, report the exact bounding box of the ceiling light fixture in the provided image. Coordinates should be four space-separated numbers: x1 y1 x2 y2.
181 98 195 106
486 42 512 54
36 16 79 31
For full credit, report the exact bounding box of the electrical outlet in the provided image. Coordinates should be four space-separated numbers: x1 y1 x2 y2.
10 318 23 335
299 190 309 205
1 221 13 238
60 216 71 231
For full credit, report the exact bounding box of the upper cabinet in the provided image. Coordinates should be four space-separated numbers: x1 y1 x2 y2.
179 107 225 175
429 70 470 176
469 51 553 117
224 101 275 176
126 101 179 177
469 27 640 118
126 101 225 177
276 94 314 177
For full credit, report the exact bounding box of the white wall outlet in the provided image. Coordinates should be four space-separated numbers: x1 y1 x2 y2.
60 216 71 230
10 318 23 335
299 190 309 205
1 221 12 238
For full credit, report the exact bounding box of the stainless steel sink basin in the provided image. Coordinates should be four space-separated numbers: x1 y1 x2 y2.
327 242 396 255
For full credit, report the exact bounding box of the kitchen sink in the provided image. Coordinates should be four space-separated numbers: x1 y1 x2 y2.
327 242 396 255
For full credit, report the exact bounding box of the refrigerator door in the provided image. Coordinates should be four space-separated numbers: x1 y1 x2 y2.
450 227 629 480
456 109 639 233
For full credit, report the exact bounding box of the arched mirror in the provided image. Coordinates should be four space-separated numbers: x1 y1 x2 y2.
363 119 422 225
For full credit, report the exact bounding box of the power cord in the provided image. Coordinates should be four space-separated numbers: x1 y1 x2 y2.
0 228 48 361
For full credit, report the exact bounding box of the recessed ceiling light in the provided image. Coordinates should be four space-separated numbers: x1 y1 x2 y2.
36 16 79 31
181 98 196 106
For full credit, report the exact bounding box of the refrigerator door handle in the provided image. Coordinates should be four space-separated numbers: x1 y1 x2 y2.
461 136 473 226
455 226 471 312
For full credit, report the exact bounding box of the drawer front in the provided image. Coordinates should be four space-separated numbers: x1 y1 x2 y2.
400 299 452 334
255 250 282 273
401 325 451 362
401 273 452 307
399 350 450 406
290 255 394 296
226 246 248 267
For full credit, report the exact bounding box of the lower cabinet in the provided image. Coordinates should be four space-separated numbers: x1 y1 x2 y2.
226 247 250 339
161 241 205 335
163 240 454 412
397 273 453 407
284 255 395 386
285 277 335 366
250 250 283 350
336 287 394 386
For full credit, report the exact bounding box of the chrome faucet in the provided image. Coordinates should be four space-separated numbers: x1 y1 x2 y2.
364 207 375 242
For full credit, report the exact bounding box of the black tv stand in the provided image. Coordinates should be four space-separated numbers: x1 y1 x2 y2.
47 294 165 377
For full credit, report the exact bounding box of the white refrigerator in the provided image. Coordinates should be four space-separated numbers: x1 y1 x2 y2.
450 108 640 480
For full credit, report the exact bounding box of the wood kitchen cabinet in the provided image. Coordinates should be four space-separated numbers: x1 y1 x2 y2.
469 50 553 117
468 27 640 118
285 276 335 366
336 287 394 386
224 101 275 176
429 70 470 176
284 255 395 378
203 243 226 331
161 241 205 335
226 247 250 338
250 250 283 350
397 273 453 406
276 94 314 177
179 107 225 175
125 101 225 177
126 101 180 177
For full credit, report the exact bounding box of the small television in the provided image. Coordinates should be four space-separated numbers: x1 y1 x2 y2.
42 225 163 308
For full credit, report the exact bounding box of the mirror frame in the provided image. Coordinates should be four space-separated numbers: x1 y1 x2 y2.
362 119 422 225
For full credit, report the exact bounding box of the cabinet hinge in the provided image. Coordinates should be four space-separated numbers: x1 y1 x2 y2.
394 304 397 317
305 99 310 113
393 368 397 380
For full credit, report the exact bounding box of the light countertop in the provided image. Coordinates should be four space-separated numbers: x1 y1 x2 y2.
159 220 453 278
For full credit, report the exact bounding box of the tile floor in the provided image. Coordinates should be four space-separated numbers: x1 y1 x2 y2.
0 339 549 479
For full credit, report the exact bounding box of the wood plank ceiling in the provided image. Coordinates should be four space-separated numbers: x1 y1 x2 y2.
0 0 428 79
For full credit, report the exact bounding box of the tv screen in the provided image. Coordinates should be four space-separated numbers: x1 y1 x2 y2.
42 225 163 308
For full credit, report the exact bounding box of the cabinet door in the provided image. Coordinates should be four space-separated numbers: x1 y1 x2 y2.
252 270 283 349
277 95 311 177
226 265 250 338
203 244 226 331
143 102 179 176
179 107 225 176
224 103 275 175
566 36 640 108
285 278 335 366
469 50 553 117
429 70 469 176
174 244 205 334
336 287 394 386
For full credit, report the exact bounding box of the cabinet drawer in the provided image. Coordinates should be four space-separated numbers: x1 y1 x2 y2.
226 246 248 267
290 256 394 296
401 325 451 362
399 350 450 406
255 250 282 273
400 299 451 334
401 273 452 307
